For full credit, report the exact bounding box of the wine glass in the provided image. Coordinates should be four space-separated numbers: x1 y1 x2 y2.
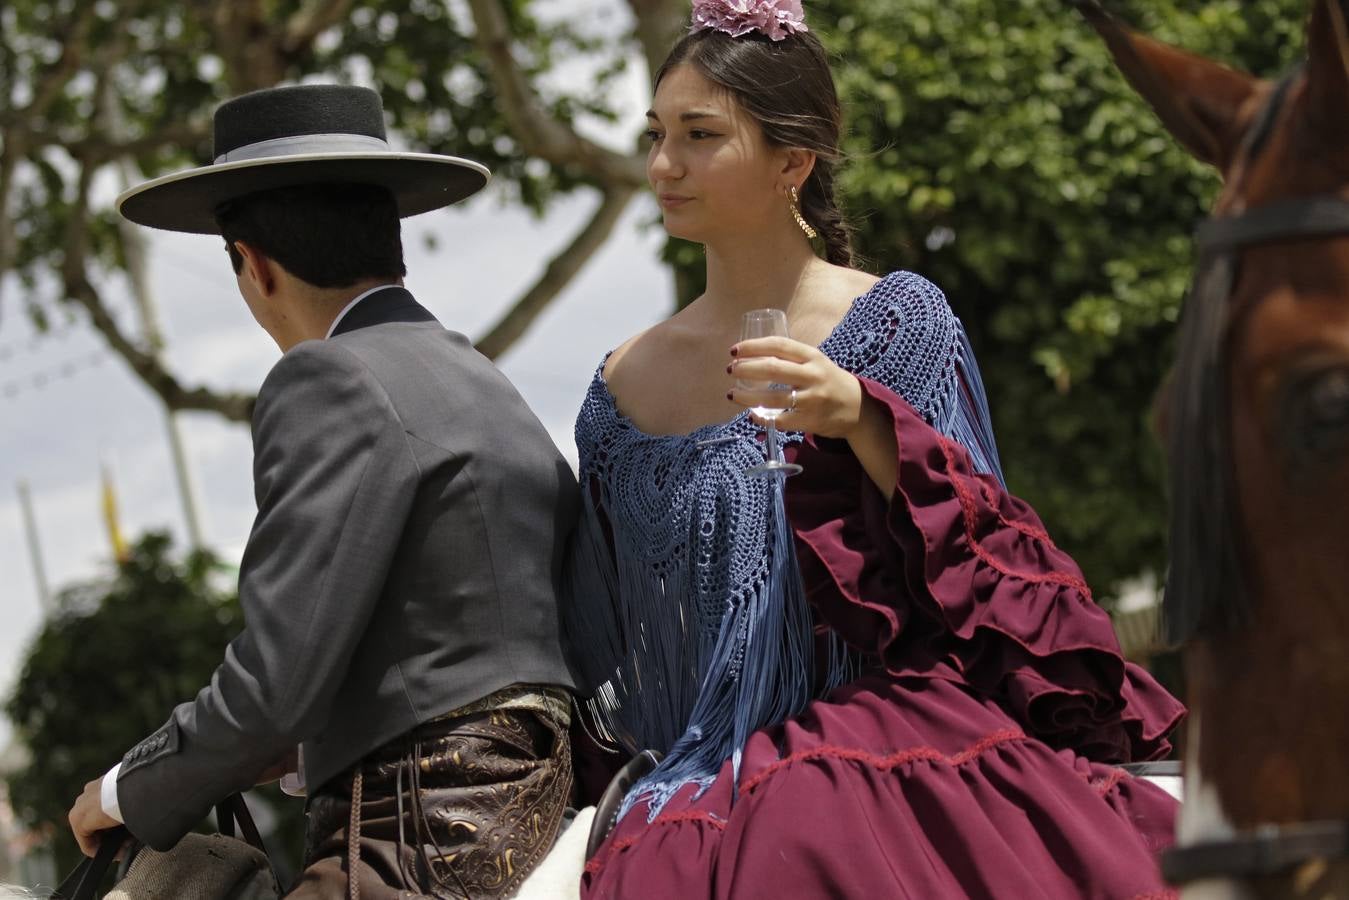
739 309 803 478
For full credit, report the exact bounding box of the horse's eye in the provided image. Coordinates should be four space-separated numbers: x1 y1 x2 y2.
1307 369 1349 429
1279 365 1349 468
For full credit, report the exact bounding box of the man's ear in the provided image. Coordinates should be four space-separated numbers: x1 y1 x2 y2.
232 240 276 296
1306 0 1349 138
1074 0 1265 171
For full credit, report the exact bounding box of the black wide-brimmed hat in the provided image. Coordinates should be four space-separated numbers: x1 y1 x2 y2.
117 84 490 234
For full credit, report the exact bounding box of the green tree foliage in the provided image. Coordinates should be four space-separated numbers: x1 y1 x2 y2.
4 532 301 874
675 0 1305 594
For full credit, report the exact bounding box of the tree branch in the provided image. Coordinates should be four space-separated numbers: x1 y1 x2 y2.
98 120 213 163
465 0 647 187
474 185 637 360
282 0 358 54
16 120 211 164
624 0 688 82
209 0 292 92
0 136 20 302
25 4 100 121
61 159 255 423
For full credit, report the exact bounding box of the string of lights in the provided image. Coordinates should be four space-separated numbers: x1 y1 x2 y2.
0 323 84 362
0 243 235 403
0 351 110 400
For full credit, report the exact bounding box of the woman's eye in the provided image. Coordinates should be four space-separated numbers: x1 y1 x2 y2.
689 130 714 140
644 129 664 142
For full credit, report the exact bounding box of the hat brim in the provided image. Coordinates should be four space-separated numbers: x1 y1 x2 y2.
116 152 491 234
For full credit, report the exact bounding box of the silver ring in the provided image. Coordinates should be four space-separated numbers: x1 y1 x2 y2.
788 388 798 411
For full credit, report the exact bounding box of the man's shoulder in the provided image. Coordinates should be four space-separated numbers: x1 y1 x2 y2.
263 324 467 384
332 320 473 364
253 338 403 438
260 337 372 396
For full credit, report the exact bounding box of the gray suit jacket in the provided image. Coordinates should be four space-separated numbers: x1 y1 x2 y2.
115 288 579 850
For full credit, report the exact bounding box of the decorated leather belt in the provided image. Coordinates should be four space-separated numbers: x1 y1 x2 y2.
306 684 573 899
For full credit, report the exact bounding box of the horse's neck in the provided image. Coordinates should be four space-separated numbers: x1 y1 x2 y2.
1193 631 1349 825
1179 712 1235 844
1181 647 1349 900
1179 713 1257 900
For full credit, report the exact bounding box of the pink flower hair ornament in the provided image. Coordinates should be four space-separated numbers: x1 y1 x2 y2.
690 0 809 42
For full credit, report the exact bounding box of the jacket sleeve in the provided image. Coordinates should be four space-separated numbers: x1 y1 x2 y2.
115 339 420 849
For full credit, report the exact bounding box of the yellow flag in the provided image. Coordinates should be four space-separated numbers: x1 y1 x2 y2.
101 463 129 563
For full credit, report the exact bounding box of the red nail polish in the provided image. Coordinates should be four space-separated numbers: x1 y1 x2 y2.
725 364 733 374
729 347 738 357
726 391 733 400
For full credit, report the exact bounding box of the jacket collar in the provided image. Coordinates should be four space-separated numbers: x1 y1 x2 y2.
328 286 438 338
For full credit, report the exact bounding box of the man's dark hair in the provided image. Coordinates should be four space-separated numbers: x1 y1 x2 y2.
215 182 406 288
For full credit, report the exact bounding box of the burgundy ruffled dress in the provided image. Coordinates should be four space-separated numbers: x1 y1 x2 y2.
570 273 1185 899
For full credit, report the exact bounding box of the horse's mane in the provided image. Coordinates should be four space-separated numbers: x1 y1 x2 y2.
1162 249 1252 644
1160 69 1305 645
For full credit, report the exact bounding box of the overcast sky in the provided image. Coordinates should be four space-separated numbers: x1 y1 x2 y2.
0 17 669 751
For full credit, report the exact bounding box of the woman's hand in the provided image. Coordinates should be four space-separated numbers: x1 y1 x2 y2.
728 337 899 493
727 337 864 439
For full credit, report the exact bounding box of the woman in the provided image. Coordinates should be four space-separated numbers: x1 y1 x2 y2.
565 2 1184 896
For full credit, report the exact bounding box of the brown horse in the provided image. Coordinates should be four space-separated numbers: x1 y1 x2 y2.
1077 1 1349 896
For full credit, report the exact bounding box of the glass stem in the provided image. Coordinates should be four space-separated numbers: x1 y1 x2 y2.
765 418 781 464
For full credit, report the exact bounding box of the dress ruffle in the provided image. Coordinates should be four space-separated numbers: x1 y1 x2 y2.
788 377 1184 763
584 676 1179 899
579 370 1185 899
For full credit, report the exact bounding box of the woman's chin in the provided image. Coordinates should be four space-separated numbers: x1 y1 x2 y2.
661 217 703 245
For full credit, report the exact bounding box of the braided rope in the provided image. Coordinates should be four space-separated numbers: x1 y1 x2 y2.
347 768 362 900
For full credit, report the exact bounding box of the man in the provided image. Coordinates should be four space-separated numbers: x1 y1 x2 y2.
67 83 581 898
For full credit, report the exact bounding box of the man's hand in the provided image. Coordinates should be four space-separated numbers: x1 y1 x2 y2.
68 777 120 857
254 747 299 786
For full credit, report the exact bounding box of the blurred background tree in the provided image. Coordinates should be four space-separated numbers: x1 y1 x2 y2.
4 532 303 879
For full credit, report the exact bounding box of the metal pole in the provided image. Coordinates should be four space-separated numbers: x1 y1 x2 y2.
118 194 208 552
160 408 206 551
102 78 207 552
16 479 52 610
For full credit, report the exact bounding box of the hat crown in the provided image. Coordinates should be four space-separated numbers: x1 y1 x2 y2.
212 84 388 160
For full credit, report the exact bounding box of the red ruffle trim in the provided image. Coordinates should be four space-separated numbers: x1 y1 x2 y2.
584 810 729 877
586 726 1031 880
737 727 1026 796
787 377 1185 763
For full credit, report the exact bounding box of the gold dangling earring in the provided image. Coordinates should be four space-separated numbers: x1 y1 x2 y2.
789 185 819 240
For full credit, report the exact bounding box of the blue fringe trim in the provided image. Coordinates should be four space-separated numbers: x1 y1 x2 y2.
945 323 1006 487
566 318 1004 824
615 472 858 822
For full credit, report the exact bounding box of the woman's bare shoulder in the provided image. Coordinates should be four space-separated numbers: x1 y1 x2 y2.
794 264 883 344
603 313 695 387
830 265 883 304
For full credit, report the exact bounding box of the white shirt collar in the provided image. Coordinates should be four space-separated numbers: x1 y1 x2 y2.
325 284 404 339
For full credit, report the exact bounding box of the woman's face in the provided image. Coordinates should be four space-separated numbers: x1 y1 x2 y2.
645 64 788 244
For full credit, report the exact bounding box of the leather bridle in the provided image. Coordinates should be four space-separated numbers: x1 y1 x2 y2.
1160 64 1349 884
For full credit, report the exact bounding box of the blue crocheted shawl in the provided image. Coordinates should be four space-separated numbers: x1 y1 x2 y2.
564 272 1004 821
